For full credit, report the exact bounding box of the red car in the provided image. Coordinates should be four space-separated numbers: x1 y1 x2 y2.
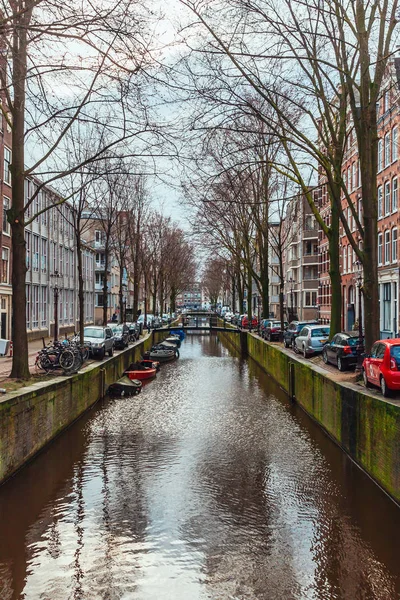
362 339 400 397
241 315 258 328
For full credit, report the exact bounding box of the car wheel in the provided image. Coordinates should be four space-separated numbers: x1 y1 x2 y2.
284 338 289 348
293 340 298 353
380 376 391 397
337 356 346 372
322 349 329 364
362 369 371 388
267 333 271 341
303 346 308 359
98 348 105 360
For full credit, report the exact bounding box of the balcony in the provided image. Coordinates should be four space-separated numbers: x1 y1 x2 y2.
303 229 319 240
303 254 319 265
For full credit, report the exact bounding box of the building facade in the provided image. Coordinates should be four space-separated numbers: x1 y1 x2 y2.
283 194 320 322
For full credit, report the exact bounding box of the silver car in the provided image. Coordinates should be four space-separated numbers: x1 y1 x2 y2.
295 325 330 358
83 326 114 360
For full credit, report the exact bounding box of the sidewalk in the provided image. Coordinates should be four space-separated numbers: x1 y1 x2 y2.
0 337 51 378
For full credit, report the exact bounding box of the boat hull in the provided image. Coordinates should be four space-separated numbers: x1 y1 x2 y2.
125 368 157 381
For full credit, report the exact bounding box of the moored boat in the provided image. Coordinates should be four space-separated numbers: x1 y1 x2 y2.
139 359 160 371
108 376 142 397
143 347 177 362
125 362 157 380
164 336 181 347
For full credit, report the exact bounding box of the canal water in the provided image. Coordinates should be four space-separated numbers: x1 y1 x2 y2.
0 335 400 600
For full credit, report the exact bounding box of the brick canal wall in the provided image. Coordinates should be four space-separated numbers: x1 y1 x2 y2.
219 330 400 505
0 334 162 485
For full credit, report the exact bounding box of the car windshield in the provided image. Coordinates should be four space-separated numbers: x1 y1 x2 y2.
311 328 330 337
113 326 123 333
84 328 104 339
390 345 400 361
347 337 360 346
271 322 281 328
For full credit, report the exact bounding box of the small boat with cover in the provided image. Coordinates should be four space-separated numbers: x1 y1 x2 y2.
170 329 185 340
139 359 160 371
108 376 142 397
143 347 177 362
164 336 181 347
125 362 157 381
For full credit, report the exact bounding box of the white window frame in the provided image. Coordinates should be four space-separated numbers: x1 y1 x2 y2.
393 178 398 213
392 126 398 162
392 228 398 263
384 230 390 264
2 197 10 235
378 139 383 172
384 132 391 167
3 147 11 185
378 233 383 266
378 185 383 218
385 181 391 215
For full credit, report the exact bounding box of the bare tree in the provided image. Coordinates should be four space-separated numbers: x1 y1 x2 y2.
0 0 159 377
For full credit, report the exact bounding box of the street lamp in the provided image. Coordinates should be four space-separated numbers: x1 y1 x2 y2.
51 269 61 342
354 260 364 371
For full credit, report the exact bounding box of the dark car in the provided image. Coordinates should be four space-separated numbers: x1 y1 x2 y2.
322 331 362 371
110 324 130 349
283 320 318 349
262 320 283 341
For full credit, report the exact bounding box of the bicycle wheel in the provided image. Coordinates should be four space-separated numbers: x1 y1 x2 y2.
37 353 52 373
59 348 75 370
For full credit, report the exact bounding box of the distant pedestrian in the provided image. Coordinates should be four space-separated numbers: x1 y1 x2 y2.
147 321 151 334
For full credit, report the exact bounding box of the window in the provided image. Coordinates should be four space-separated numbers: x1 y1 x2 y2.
378 233 383 265
343 246 347 273
2 197 10 234
3 147 11 185
348 166 352 192
384 133 391 167
25 231 31 269
378 139 383 172
358 160 361 188
26 285 31 329
41 286 47 327
385 230 390 264
59 245 63 273
41 238 47 272
383 89 390 113
304 215 316 230
32 285 39 328
304 292 317 306
385 181 391 215
393 127 398 162
378 185 383 218
393 228 398 263
1 248 9 283
352 162 357 191
393 178 398 212
32 235 39 271
95 230 105 245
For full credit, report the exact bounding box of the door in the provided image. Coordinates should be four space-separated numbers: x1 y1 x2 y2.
1 313 6 339
328 334 341 363
369 343 385 383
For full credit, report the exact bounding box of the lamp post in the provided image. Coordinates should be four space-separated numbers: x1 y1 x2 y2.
52 269 61 342
354 260 364 371
288 277 294 321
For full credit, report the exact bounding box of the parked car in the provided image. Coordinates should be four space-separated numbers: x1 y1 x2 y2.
362 339 400 397
262 320 283 341
138 313 154 327
231 313 241 325
224 311 234 322
294 325 330 358
82 326 114 359
110 324 130 349
283 320 318 349
241 314 258 328
322 331 362 371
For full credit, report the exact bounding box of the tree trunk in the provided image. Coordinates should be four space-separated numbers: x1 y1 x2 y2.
119 267 124 324
328 199 342 340
10 11 29 379
76 235 85 345
359 107 379 352
102 243 109 326
247 268 252 322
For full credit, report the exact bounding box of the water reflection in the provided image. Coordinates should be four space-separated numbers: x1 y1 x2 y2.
0 335 399 599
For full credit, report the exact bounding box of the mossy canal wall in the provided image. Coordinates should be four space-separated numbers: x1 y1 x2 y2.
219 330 400 505
0 332 169 485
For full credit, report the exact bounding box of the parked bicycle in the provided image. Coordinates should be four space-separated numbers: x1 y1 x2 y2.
35 337 90 375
